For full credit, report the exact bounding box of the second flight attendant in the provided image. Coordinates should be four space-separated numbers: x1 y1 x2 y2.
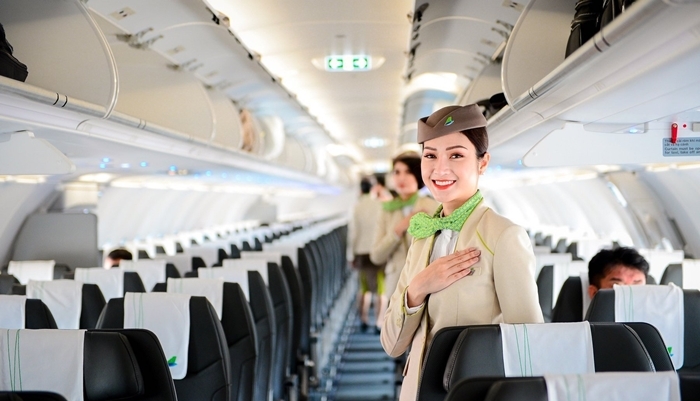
370 152 439 333
380 104 543 401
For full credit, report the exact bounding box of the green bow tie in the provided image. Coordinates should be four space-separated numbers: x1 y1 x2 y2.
383 193 418 212
408 191 483 239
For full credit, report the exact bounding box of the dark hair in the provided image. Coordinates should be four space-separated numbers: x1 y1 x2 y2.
419 127 489 158
108 248 133 262
373 173 386 187
461 127 488 158
360 178 372 194
393 153 424 190
588 247 649 288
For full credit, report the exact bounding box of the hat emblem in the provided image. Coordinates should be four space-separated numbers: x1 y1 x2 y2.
444 116 454 126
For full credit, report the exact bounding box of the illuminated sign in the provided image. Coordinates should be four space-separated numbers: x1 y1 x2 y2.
325 55 372 72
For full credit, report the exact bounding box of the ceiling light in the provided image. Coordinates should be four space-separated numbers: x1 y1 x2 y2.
102 158 110 163
79 173 115 183
99 163 107 169
363 137 386 148
120 163 131 169
140 162 148 167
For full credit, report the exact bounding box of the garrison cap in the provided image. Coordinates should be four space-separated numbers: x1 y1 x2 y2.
417 104 487 144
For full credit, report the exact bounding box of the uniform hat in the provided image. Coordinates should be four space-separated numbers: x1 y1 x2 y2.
416 104 487 144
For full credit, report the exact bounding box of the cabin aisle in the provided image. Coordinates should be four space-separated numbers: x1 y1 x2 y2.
325 303 397 401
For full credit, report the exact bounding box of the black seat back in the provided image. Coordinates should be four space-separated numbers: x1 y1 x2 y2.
80 284 106 329
25 298 58 329
97 296 233 401
267 262 293 401
587 289 700 372
280 255 306 375
247 271 275 401
661 264 683 286
536 265 554 322
220 282 258 401
419 323 657 401
551 276 584 322
124 272 146 293
13 284 105 329
0 275 18 294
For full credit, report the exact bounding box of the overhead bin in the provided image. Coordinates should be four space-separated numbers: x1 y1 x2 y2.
488 0 700 167
409 0 522 79
0 0 116 110
0 0 341 184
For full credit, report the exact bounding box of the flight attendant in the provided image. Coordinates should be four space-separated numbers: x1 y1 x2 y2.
370 151 438 334
380 104 543 401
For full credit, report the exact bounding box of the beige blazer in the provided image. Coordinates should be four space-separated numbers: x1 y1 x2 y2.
370 196 439 296
380 202 543 401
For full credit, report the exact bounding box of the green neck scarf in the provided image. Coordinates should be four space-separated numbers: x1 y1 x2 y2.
408 190 483 239
382 192 418 212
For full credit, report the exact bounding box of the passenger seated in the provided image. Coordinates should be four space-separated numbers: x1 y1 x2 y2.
104 249 132 268
588 247 648 299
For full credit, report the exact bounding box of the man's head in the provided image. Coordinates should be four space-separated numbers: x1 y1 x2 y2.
588 247 649 299
105 248 133 268
360 178 373 194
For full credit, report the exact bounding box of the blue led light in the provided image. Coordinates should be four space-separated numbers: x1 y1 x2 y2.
169 165 177 172
99 163 106 169
629 128 638 133
140 162 148 167
102 158 110 163
205 171 212 177
518 159 523 166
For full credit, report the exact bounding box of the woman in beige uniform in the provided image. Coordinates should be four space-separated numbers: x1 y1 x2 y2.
380 104 543 401
370 152 438 332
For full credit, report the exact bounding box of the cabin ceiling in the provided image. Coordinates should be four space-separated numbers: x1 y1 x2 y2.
206 0 415 165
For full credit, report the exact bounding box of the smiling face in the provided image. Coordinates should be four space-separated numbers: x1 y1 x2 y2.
421 131 489 215
392 161 419 199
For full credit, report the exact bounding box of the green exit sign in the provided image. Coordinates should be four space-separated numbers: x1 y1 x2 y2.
325 55 372 71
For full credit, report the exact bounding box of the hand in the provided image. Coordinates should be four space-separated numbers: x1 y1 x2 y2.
406 247 481 307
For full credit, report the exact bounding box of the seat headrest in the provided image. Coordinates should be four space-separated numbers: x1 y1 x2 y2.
83 331 144 401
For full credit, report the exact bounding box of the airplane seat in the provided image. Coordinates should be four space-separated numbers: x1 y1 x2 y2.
242 241 253 251
24 298 59 329
661 263 682 286
184 271 198 278
11 283 105 329
245 270 276 401
137 250 150 259
124 272 147 293
219 282 258 401
175 243 184 254
165 263 181 279
96 296 233 401
553 238 567 254
280 254 308 392
79 283 106 329
254 238 263 251
587 288 700 372
0 392 68 400
566 242 581 260
551 276 584 322
217 249 229 266
418 323 658 401
155 246 166 255
536 265 554 322
0 329 177 401
230 245 241 259
192 257 207 270
0 275 19 294
148 280 259 401
446 372 695 401
266 262 294 401
53 264 71 280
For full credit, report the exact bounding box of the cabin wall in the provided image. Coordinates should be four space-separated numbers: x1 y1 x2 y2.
96 185 355 248
639 168 700 258
483 177 642 246
0 181 57 267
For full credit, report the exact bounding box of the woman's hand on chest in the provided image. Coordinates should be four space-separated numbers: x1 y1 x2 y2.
406 247 481 307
